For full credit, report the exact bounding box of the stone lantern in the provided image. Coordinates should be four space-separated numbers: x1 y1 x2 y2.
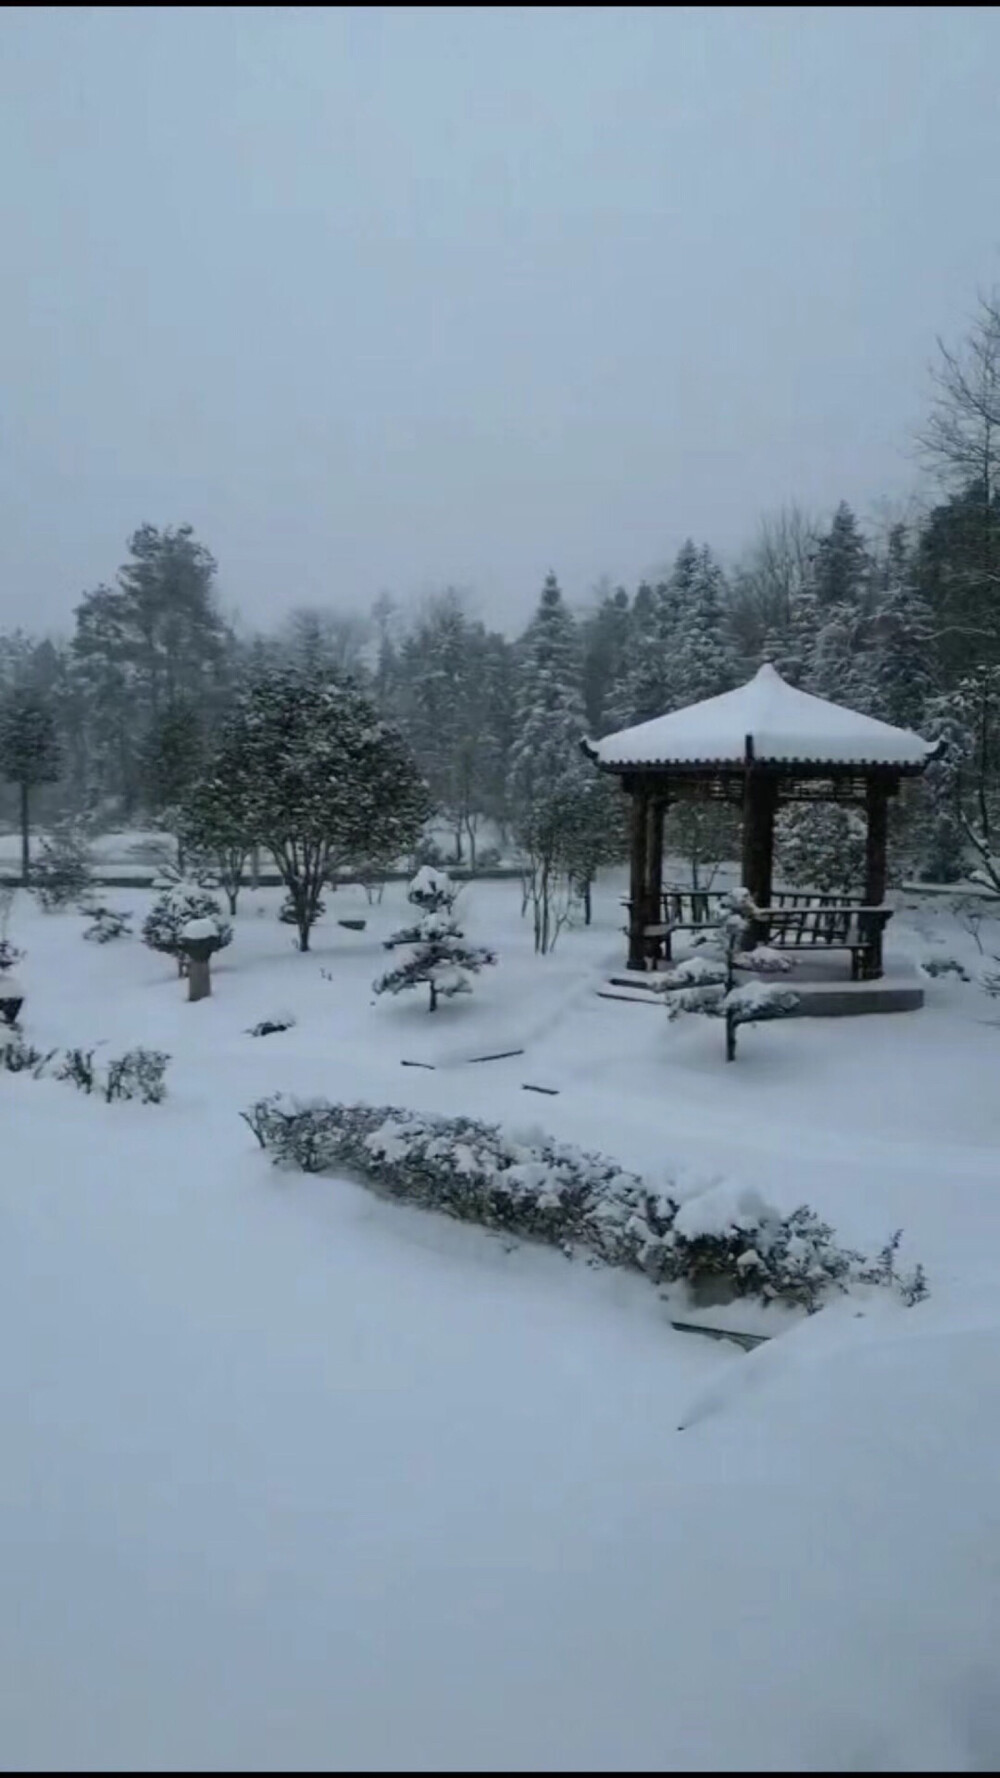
180 918 223 1002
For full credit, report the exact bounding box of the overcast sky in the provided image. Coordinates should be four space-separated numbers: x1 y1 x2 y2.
2 5 999 637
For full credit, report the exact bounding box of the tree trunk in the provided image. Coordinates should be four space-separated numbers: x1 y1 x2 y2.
583 879 592 925
226 887 238 916
298 920 311 952
19 781 29 886
250 846 261 890
429 982 438 1012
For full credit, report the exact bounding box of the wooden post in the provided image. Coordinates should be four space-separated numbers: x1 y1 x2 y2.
627 779 649 971
863 778 889 979
741 751 777 945
645 793 666 964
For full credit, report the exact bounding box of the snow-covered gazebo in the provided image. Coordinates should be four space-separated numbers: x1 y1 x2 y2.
583 663 939 976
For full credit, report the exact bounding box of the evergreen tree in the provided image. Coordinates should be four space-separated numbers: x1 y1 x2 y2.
670 543 737 704
508 573 592 952
580 583 631 734
197 667 428 952
141 699 205 867
0 688 61 884
813 501 871 612
864 525 938 730
374 867 496 1011
604 580 677 731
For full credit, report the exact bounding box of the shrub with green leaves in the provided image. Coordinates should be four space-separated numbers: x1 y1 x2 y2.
243 1097 927 1316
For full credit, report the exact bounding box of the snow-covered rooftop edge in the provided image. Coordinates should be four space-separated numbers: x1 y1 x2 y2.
588 663 937 770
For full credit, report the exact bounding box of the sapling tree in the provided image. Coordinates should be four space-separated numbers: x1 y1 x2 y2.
373 867 496 1011
656 888 800 1060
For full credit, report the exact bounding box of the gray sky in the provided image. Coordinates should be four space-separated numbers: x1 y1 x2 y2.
2 5 999 637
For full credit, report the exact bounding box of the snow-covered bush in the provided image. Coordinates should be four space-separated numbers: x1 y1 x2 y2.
81 904 133 943
920 954 970 981
373 868 496 1012
32 819 92 911
0 1029 53 1075
142 882 232 975
279 892 325 929
0 937 23 973
242 1097 927 1316
247 1014 296 1037
104 1047 170 1104
775 803 867 896
657 889 799 1060
33 1042 169 1103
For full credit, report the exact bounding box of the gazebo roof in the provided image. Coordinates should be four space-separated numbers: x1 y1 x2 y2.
587 663 936 773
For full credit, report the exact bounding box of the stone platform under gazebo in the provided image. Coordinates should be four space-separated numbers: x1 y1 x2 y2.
584 663 939 1007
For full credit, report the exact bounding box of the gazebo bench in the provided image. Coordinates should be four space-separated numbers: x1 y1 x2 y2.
749 904 894 982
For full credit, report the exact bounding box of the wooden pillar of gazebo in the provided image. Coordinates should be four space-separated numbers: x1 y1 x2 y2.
740 739 777 945
863 777 890 978
626 777 649 971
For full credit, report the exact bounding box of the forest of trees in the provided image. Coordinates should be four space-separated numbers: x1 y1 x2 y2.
5 288 1000 915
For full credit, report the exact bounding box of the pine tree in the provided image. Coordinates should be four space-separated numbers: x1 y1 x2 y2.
0 688 61 884
813 501 871 612
141 698 205 869
864 525 938 730
581 583 631 734
374 868 496 1011
671 543 737 704
604 580 678 731
196 667 429 952
507 574 592 952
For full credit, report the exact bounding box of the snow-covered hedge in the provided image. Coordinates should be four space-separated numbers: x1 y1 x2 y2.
242 1098 927 1314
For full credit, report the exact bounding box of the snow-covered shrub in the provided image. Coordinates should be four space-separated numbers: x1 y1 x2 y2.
775 803 867 896
247 1014 296 1037
0 1029 53 1075
0 937 23 973
104 1047 169 1104
32 819 92 911
81 904 133 943
52 1044 169 1102
657 889 799 1060
242 1098 927 1315
142 882 232 975
373 868 496 1012
920 955 970 981
55 1046 98 1093
279 892 325 929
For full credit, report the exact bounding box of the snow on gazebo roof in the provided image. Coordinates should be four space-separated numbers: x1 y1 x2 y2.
588 663 936 772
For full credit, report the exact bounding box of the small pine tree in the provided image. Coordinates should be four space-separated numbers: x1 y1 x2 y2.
142 880 233 976
32 817 93 911
373 867 496 1011
657 889 799 1060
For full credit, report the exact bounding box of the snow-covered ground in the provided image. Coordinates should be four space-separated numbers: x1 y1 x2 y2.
4 874 1000 1770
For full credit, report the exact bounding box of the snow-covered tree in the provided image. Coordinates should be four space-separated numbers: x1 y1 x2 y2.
580 582 632 734
180 770 255 915
142 880 233 976
863 525 938 731
656 889 799 1060
0 687 61 884
140 698 205 868
507 574 593 952
670 542 738 705
186 667 429 952
32 817 93 911
604 580 679 731
813 501 871 613
775 803 867 896
373 867 496 1011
